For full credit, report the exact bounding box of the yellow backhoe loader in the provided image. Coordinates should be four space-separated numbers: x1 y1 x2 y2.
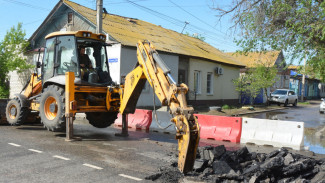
5 31 199 173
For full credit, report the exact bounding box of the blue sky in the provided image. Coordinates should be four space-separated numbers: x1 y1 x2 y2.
0 0 241 53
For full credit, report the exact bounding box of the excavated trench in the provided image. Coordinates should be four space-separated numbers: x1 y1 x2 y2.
146 145 325 183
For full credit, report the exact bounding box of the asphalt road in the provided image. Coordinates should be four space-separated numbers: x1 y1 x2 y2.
1 103 324 182
0 121 180 183
244 100 325 128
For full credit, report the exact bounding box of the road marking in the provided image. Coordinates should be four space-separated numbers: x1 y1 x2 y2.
53 155 70 161
119 174 142 181
8 143 21 147
28 149 43 153
83 163 103 170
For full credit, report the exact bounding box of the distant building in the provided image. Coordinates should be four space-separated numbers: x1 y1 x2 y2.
288 65 322 99
228 51 289 104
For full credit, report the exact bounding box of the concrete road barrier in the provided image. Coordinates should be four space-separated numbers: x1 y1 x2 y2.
115 109 152 131
150 111 176 134
241 117 304 150
194 114 242 143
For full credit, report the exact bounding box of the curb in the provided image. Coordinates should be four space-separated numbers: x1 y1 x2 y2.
231 107 287 116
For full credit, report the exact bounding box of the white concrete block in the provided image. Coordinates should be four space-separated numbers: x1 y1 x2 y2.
150 111 176 134
241 117 304 150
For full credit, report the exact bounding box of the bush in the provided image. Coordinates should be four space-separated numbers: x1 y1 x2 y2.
222 105 231 110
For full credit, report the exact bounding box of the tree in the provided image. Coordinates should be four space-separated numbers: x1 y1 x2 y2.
233 70 261 105
0 23 33 98
254 63 278 101
213 0 325 80
233 63 278 105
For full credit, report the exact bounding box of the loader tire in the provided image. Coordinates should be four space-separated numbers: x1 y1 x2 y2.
39 85 66 132
6 98 30 125
86 112 118 128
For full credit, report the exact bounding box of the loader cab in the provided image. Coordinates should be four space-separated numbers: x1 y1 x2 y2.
42 31 112 86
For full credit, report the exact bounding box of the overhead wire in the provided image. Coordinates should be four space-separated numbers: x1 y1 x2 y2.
122 0 239 50
167 0 227 36
2 0 239 50
1 0 50 11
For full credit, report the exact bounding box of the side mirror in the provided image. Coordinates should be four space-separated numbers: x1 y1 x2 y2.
36 61 41 68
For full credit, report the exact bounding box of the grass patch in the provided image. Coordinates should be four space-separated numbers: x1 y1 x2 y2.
298 101 310 105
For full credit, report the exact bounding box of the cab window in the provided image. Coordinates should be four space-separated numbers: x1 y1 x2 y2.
56 36 78 76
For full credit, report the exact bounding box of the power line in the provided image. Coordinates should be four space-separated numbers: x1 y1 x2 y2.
1 0 50 11
167 0 227 37
105 0 147 5
122 0 238 49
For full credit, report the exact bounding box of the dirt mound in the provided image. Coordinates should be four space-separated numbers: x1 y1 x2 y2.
145 162 184 183
147 145 325 182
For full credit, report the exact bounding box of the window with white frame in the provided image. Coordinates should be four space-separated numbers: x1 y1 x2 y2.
206 72 213 94
194 70 201 94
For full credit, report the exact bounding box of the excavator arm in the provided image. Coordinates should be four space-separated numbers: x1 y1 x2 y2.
119 40 200 173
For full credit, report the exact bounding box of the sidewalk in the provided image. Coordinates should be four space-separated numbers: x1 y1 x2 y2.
198 99 319 116
199 105 284 116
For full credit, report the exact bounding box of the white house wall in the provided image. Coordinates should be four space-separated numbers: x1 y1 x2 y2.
120 47 179 107
9 53 38 99
9 71 24 99
188 58 240 101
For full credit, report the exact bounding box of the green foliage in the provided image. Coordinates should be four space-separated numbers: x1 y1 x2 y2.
221 104 234 110
0 23 33 98
214 0 325 80
233 64 278 104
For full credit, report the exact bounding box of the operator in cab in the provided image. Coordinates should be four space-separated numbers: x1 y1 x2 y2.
79 46 92 81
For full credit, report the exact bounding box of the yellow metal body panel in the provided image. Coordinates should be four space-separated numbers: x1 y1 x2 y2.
65 72 76 116
119 66 146 114
31 101 40 111
136 41 168 104
45 31 106 42
23 73 42 98
106 87 121 112
64 72 120 114
119 40 200 173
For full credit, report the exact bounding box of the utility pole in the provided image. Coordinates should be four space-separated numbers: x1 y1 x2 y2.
181 21 189 34
96 0 103 34
301 54 306 101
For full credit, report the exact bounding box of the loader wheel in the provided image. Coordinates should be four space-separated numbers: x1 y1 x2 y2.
39 85 65 131
86 112 118 128
6 98 30 125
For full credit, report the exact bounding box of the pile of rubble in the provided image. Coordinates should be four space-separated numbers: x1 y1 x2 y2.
146 145 325 183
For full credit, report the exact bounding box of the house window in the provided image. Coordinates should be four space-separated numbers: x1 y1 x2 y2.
194 70 201 94
68 12 73 24
206 72 213 94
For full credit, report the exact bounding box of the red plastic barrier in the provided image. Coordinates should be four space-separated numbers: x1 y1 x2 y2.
114 109 152 131
194 114 242 143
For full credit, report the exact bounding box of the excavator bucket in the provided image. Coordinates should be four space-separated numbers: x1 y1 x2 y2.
174 115 200 173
